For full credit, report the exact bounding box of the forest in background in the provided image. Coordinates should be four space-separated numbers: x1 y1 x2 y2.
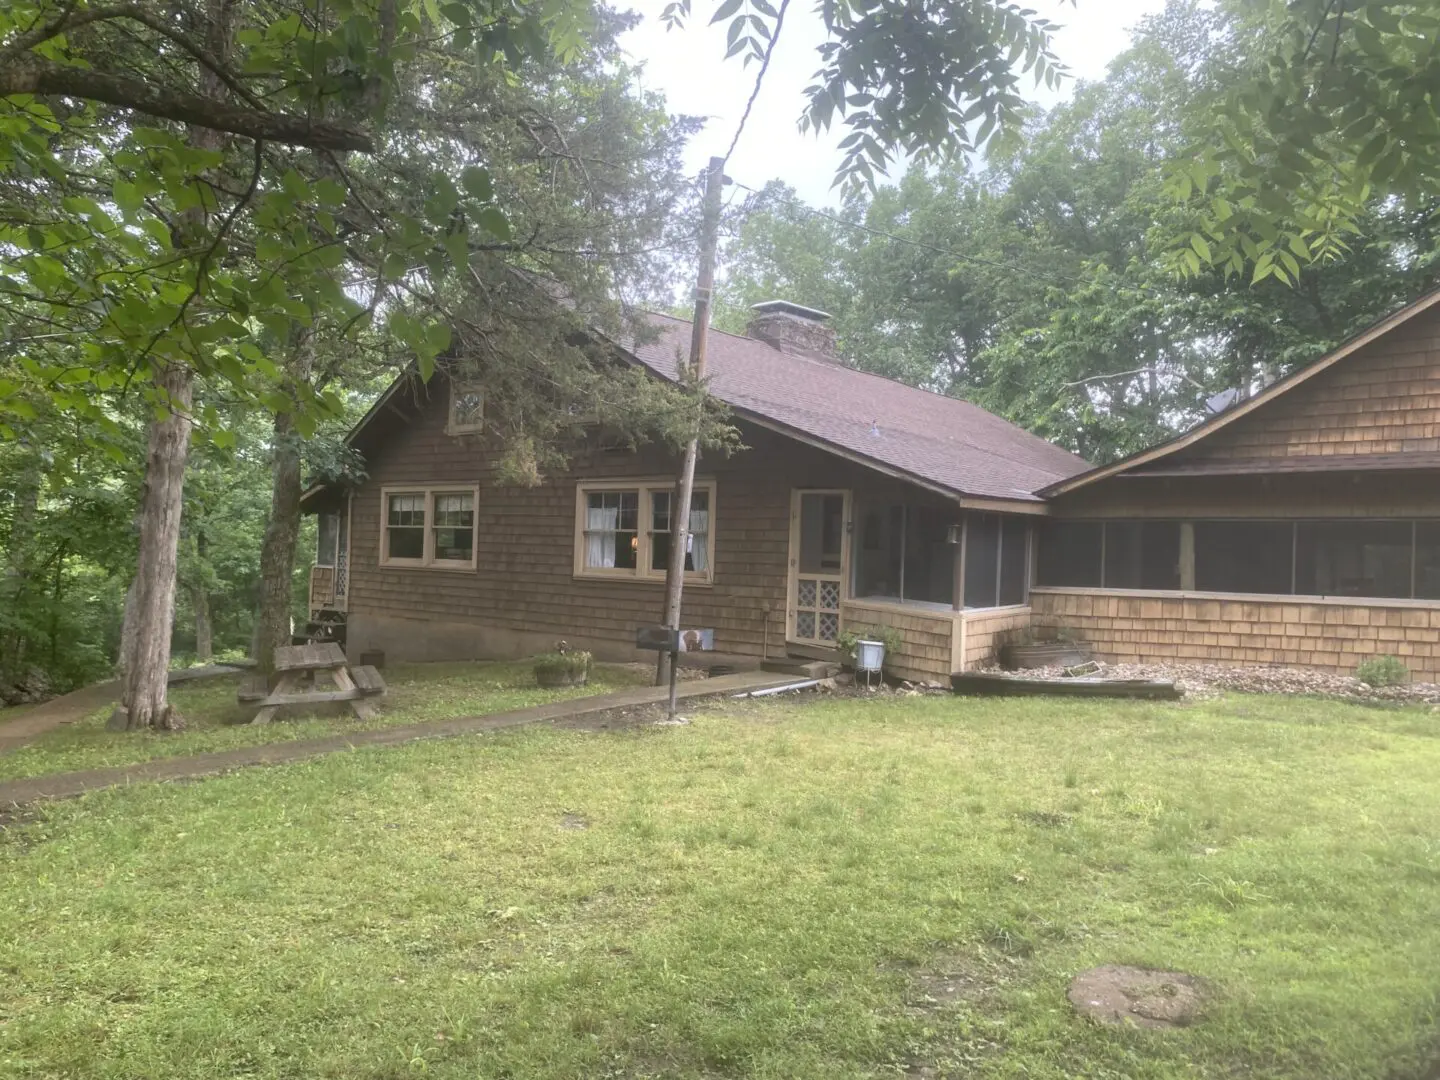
3 0 1438 704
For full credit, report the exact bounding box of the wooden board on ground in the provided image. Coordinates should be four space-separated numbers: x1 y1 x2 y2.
950 672 1182 701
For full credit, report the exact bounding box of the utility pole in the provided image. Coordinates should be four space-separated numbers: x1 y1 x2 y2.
659 154 726 715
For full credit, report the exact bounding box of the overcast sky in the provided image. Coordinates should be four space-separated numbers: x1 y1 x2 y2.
617 0 1170 205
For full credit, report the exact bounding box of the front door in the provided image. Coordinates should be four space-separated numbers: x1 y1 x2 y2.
788 490 850 645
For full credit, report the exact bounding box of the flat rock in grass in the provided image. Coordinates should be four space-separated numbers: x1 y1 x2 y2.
1068 965 1204 1029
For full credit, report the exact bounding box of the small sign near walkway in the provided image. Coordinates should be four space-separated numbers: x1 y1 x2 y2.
239 643 386 724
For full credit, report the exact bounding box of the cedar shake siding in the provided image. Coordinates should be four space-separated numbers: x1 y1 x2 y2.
340 378 974 674
1161 305 1440 464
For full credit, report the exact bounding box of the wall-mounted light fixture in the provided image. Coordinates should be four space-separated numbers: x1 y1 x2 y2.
946 523 963 545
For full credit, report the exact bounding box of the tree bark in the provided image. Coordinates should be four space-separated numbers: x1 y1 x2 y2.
113 361 193 730
256 410 304 671
0 459 40 679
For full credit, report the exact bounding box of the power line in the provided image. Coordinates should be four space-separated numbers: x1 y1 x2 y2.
723 0 792 167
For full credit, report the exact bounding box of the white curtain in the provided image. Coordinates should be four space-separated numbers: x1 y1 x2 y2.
688 507 709 572
586 505 618 568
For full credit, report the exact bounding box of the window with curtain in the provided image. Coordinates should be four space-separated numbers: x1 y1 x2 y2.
432 493 474 562
576 481 716 582
583 490 638 570
386 493 425 561
651 490 710 573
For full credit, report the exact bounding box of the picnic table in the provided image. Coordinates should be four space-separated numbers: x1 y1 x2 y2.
237 642 386 725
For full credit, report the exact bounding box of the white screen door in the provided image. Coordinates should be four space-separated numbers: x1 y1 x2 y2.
789 490 850 644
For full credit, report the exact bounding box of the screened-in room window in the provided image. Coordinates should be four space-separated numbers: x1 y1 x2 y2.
1104 521 1181 590
1192 521 1293 593
1036 520 1103 587
853 501 954 606
1295 520 1411 599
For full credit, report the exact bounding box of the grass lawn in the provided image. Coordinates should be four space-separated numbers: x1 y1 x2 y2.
0 661 649 782
3 692 1440 1078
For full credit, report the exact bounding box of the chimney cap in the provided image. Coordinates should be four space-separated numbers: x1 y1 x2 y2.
749 299 831 322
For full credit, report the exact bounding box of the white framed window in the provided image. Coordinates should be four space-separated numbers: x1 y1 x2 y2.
380 485 479 570
574 479 716 584
447 381 485 435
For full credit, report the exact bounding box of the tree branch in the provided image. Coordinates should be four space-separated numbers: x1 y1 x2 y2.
2 55 374 151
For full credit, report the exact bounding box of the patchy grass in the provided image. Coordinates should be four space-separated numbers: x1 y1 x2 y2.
0 661 649 781
2 692 1439 1078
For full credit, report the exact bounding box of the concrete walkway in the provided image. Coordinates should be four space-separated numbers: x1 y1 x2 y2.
0 670 802 806
0 663 252 754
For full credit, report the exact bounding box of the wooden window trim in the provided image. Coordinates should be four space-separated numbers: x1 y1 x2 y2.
573 478 717 585
379 484 480 571
446 381 485 436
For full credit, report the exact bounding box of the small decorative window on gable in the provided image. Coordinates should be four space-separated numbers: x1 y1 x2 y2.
448 381 484 435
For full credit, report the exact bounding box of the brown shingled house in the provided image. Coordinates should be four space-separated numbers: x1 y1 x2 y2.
1032 286 1440 682
304 288 1440 683
302 302 1088 682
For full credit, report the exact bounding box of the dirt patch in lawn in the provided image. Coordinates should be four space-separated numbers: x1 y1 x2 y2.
1068 965 1206 1029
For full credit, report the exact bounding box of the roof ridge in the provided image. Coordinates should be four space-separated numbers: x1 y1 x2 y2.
642 309 1083 467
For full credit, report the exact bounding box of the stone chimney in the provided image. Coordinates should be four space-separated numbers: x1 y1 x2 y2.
745 300 837 359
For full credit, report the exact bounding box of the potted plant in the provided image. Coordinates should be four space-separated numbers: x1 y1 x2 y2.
533 648 592 688
836 624 903 676
999 625 1092 671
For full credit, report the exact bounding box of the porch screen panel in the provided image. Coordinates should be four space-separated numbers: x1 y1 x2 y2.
998 518 1029 606
1296 520 1411 598
317 513 338 567
963 513 1000 608
1104 521 1180 590
855 503 903 600
1035 520 1102 587
903 506 953 605
1193 521 1292 594
1418 523 1440 600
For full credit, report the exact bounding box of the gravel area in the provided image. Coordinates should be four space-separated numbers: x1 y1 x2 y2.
978 661 1440 704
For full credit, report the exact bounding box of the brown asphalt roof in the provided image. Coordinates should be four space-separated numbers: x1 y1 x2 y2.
629 313 1090 503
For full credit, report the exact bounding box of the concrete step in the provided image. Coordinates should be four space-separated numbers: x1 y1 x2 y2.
761 659 841 679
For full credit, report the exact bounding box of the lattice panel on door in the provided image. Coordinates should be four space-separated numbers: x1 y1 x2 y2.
797 579 817 608
817 613 839 641
796 612 816 639
819 580 840 611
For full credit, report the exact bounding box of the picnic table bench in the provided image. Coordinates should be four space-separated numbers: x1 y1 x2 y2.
239 642 387 724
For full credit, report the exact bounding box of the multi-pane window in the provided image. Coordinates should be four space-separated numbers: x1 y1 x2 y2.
576 481 716 582
386 494 426 561
380 487 478 569
432 493 475 563
650 490 710 573
853 502 956 607
448 381 484 434
583 490 639 570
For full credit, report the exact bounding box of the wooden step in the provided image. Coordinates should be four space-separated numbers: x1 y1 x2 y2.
237 673 270 703
350 664 387 696
762 659 840 679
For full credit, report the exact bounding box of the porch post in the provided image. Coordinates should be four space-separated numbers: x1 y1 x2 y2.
953 513 967 611
1179 522 1196 591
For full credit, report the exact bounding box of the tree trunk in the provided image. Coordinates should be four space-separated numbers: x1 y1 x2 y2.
256 409 304 671
112 361 193 730
111 0 232 731
0 459 40 679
